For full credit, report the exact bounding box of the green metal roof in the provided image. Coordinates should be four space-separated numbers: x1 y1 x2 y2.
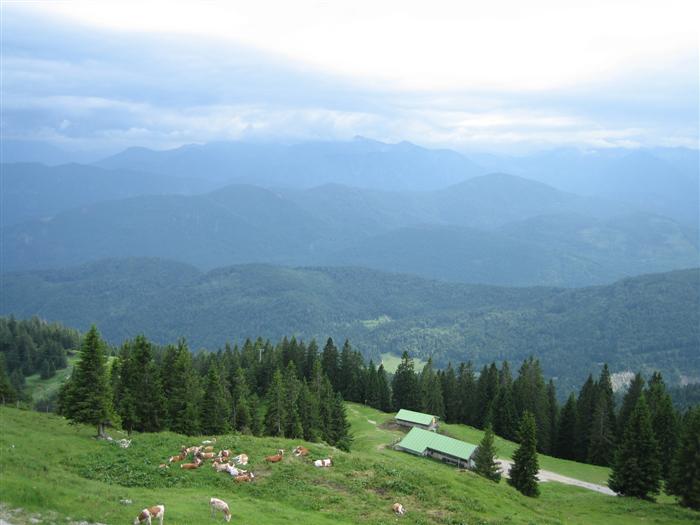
396 427 477 461
395 409 436 426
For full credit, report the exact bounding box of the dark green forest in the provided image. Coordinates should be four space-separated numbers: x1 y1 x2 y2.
2 260 698 391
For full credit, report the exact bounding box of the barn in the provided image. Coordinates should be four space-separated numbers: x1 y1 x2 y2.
395 409 439 431
395 427 478 469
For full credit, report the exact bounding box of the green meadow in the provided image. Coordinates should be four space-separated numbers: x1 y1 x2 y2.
0 403 696 524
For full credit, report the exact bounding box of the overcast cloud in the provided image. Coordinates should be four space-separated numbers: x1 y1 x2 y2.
1 2 698 154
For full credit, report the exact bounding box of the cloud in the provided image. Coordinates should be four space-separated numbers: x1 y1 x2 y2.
0 5 697 153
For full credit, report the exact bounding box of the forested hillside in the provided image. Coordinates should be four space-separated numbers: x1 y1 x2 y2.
2 259 698 390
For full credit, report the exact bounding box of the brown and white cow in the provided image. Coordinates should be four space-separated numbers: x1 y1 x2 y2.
197 451 216 460
234 471 255 483
181 458 202 470
292 446 310 457
209 497 232 522
392 503 406 516
168 452 186 463
265 449 284 463
133 504 165 525
218 449 231 459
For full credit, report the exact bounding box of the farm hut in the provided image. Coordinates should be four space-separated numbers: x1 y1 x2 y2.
395 409 439 431
395 427 477 469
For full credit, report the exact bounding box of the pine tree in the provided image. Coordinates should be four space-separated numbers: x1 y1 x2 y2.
667 406 700 510
201 363 231 435
476 363 499 428
545 380 559 455
556 393 578 460
508 411 540 497
608 393 661 500
587 393 616 466
392 352 420 411
59 326 114 437
264 369 287 436
513 358 549 452
473 424 501 482
376 364 392 412
645 372 679 483
130 335 166 432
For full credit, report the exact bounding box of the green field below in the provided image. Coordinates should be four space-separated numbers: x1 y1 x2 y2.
0 404 696 524
380 353 428 374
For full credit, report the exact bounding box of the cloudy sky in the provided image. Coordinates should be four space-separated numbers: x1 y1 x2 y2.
1 1 698 154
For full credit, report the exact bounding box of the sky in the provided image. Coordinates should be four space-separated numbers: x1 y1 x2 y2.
1 0 698 154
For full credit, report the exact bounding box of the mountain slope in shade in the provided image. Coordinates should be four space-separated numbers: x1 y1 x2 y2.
2 258 697 390
0 162 213 226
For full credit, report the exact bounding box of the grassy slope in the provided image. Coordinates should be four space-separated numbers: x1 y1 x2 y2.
0 404 696 524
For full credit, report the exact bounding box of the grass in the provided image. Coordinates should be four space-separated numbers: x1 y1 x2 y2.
380 353 428 374
24 355 79 403
0 404 697 524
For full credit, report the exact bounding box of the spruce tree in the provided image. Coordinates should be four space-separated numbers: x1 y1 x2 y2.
328 392 353 451
508 411 540 497
59 326 114 437
283 361 303 438
130 335 166 432
201 363 231 435
608 393 661 500
166 344 202 435
575 374 596 461
617 373 644 441
556 393 578 460
492 384 517 441
364 361 380 409
298 381 321 441
667 406 700 510
645 372 679 483
457 362 476 425
264 369 287 436
392 352 420 411
376 364 392 412
420 358 445 419
441 363 459 423
476 363 499 428
230 367 252 432
321 338 340 390
473 424 501 482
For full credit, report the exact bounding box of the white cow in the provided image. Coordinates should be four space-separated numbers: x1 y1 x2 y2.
313 458 332 468
209 497 232 522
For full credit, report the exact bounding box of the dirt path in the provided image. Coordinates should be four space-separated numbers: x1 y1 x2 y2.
496 460 616 496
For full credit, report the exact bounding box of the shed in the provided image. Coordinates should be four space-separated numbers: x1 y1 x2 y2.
395 409 439 431
395 427 478 468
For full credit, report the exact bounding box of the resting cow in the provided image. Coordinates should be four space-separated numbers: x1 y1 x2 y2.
313 458 332 468
293 446 310 457
392 503 406 516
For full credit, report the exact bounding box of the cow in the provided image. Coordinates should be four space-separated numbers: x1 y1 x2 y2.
202 438 217 445
168 453 186 463
197 452 216 460
265 449 284 463
234 472 255 483
313 458 332 468
212 461 232 472
185 445 201 455
232 454 248 466
209 497 232 522
202 446 215 453
392 503 406 516
292 446 309 457
218 449 231 459
181 458 202 470
133 504 165 525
